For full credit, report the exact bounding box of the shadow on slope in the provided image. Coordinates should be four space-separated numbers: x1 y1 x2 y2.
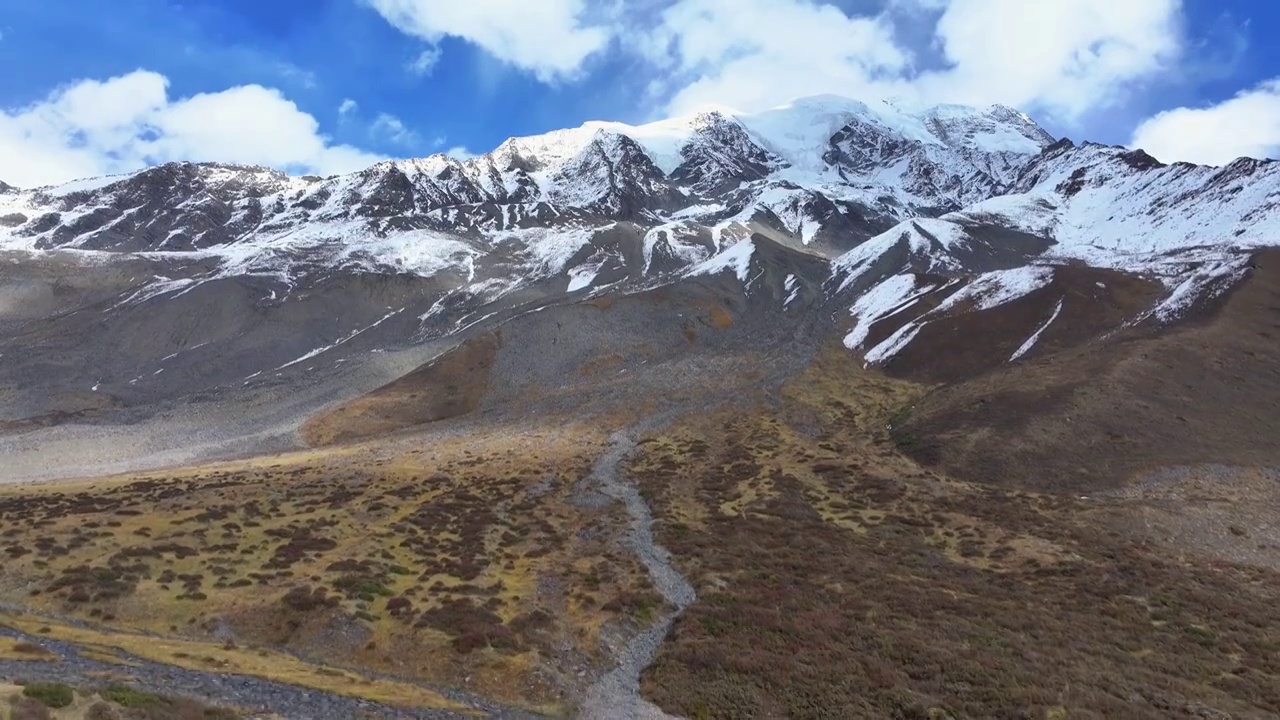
302 332 501 446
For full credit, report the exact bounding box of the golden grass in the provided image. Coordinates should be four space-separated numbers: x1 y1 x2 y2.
0 416 654 711
0 637 57 662
73 644 140 667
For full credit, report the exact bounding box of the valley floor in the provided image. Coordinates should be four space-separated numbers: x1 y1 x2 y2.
0 345 1276 719
0 266 1278 719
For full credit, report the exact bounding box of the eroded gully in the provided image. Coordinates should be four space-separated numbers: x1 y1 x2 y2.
577 426 697 720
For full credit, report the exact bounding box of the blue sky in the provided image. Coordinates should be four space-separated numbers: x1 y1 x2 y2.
1 0 1279 187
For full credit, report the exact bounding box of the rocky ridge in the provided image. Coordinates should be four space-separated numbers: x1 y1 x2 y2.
0 93 1276 418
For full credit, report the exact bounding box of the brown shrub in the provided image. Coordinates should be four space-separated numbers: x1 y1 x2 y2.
415 598 516 653
8 697 52 720
280 585 339 612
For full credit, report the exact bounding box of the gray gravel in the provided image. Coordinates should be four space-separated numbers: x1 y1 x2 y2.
577 428 695 720
1107 464 1280 570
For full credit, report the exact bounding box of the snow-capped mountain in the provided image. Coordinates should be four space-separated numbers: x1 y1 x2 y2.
0 96 1053 256
1 93 1276 387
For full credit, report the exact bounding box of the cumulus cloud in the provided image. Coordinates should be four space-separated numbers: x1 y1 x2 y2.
363 0 611 81
918 0 1183 119
0 70 384 188
646 0 911 116
1130 79 1280 165
362 0 1188 126
644 0 1183 118
338 98 359 117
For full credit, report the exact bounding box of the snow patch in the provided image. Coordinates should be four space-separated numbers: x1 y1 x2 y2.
503 226 598 276
1150 256 1250 323
844 274 933 350
643 222 708 273
846 267 1051 364
933 266 1054 314
687 239 754 283
1010 297 1065 361
863 322 921 366
784 274 799 307
567 263 601 292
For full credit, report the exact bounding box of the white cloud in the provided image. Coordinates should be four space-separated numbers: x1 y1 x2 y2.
364 0 610 81
0 70 384 188
338 98 359 117
918 0 1183 119
444 146 476 160
371 112 420 146
408 45 443 76
643 0 1183 119
647 0 910 116
359 0 1190 128
1130 79 1280 165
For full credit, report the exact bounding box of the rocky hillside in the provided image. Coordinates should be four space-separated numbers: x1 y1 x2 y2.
0 93 1277 478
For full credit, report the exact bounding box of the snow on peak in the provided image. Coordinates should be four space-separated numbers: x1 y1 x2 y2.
734 96 877 171
35 173 136 198
492 125 609 172
582 116 701 176
466 93 1052 184
732 95 1051 171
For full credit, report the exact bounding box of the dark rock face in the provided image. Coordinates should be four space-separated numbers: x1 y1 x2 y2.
671 112 780 196
824 107 1050 213
550 134 685 219
825 116 916 175
13 163 296 251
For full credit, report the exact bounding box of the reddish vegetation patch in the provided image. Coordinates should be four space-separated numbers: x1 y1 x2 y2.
864 265 1162 385
707 304 735 329
896 250 1280 493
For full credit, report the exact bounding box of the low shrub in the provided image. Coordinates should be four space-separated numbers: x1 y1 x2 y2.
21 682 74 708
102 684 162 707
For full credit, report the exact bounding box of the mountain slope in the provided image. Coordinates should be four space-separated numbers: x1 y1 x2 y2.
0 92 1278 482
893 248 1280 494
